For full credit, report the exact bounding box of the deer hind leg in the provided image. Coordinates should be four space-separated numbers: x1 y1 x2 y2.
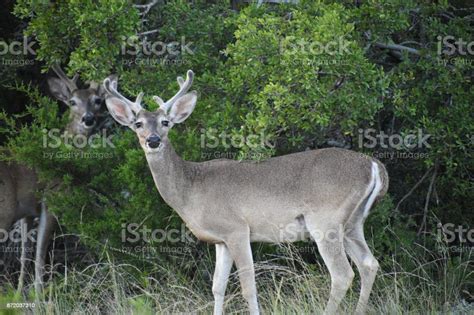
34 201 56 296
225 232 259 315
344 223 379 315
17 216 33 294
212 243 233 315
344 161 383 314
305 216 354 315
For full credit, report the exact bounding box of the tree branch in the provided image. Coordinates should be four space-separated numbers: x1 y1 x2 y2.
249 0 299 6
138 29 159 36
134 0 160 16
395 167 432 212
374 42 421 56
417 163 438 236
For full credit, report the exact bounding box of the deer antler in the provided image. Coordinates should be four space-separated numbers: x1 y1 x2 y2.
51 64 79 92
103 77 143 114
155 70 194 112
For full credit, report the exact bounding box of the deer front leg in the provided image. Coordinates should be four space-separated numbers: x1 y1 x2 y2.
34 201 56 296
213 243 233 315
17 216 33 294
226 232 259 315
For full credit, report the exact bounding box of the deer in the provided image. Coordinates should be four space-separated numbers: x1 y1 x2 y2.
0 64 109 295
103 70 389 315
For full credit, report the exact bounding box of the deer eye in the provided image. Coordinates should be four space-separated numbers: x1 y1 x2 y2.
135 122 143 129
94 98 102 105
161 120 169 127
69 100 77 106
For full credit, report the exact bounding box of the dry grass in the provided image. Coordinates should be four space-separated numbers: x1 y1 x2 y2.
0 240 472 314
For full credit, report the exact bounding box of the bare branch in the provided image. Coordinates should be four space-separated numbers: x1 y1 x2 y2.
138 29 159 36
418 163 438 236
251 0 299 6
395 167 432 212
134 0 160 16
374 42 421 56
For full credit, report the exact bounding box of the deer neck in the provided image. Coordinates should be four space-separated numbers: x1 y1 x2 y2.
145 142 192 213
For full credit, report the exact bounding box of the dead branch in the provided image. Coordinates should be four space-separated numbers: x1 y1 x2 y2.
134 0 160 16
417 163 438 236
374 42 421 56
395 167 432 212
138 29 159 36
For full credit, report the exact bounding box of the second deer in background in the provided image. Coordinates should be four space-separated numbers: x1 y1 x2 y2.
0 64 110 295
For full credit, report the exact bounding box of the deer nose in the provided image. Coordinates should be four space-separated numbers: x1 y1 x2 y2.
82 113 95 127
147 135 161 149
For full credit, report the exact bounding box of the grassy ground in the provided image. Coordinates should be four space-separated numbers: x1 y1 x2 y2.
1 241 472 314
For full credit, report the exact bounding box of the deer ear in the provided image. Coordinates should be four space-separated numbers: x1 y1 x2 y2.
48 77 71 104
105 97 136 127
168 91 197 124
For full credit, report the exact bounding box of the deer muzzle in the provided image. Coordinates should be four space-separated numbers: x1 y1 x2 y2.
146 134 161 149
82 113 96 127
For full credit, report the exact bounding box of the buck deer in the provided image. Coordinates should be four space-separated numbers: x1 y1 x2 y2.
0 64 109 295
103 70 389 315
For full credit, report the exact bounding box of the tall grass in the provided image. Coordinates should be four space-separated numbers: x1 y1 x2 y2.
2 239 472 314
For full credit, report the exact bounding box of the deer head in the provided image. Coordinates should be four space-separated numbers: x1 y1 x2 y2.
48 64 110 136
103 70 197 153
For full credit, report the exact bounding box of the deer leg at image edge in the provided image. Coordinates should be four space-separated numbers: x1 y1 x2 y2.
17 216 33 294
34 200 57 296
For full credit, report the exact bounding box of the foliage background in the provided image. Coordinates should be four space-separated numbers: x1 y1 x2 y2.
0 0 472 312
